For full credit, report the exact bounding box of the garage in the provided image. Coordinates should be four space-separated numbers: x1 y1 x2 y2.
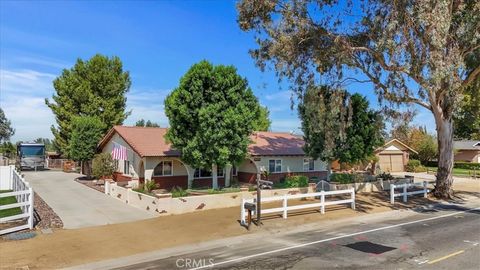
375 139 417 173
379 154 404 172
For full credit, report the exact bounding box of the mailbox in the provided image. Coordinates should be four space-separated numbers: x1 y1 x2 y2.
244 202 256 212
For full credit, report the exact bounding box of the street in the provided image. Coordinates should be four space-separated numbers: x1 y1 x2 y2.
113 203 480 270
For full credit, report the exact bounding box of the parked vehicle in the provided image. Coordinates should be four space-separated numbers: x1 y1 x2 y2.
17 143 46 170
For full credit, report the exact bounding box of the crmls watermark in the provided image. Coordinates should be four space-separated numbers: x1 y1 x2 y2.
176 258 214 268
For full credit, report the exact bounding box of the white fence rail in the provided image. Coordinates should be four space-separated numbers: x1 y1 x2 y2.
240 188 355 225
390 181 430 204
0 165 34 235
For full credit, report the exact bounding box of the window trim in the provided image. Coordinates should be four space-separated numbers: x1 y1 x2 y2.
153 160 174 177
303 158 315 171
194 167 225 179
268 159 282 173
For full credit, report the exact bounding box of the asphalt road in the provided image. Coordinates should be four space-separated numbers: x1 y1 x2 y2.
114 203 480 270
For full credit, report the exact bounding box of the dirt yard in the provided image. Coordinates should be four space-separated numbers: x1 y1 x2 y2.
1 180 478 270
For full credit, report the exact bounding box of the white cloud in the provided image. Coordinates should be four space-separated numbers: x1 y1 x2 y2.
124 89 171 127
0 69 56 142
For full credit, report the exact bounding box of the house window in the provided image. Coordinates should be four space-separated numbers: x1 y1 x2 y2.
153 161 173 176
194 167 224 178
123 160 130 175
232 165 238 176
303 158 315 171
268 159 282 173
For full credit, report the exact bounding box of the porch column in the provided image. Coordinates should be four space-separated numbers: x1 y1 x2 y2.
225 165 232 187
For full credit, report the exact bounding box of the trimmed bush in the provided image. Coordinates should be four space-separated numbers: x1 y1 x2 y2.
330 173 355 184
92 153 115 179
171 186 188 198
406 159 421 172
425 161 480 170
284 175 309 188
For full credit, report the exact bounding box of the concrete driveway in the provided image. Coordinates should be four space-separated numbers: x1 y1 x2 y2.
23 170 155 229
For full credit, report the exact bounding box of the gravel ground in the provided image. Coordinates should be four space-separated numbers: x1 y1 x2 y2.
75 178 105 193
34 192 63 229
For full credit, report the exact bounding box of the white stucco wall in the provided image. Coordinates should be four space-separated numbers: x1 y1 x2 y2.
249 156 326 173
101 133 143 179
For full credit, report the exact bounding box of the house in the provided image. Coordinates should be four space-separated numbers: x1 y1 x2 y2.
374 139 418 172
454 140 480 163
97 126 328 190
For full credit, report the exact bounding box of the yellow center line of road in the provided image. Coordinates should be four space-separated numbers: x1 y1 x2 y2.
427 250 465 264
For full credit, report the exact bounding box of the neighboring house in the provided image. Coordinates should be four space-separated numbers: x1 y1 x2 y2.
98 126 328 190
454 140 480 163
374 139 418 172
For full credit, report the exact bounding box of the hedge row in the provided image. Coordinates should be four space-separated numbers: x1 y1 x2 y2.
425 161 480 170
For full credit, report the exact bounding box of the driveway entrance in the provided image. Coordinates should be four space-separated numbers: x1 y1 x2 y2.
23 170 155 229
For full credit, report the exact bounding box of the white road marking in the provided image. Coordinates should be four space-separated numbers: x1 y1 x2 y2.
190 207 480 270
463 240 479 246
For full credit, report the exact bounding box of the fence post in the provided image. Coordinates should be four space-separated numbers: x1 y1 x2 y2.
351 189 355 210
105 180 110 195
28 187 34 229
240 198 245 225
390 184 395 204
403 184 407 203
282 194 287 219
320 191 325 214
423 181 428 198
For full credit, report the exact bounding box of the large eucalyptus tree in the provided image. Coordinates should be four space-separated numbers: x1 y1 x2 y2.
238 0 480 198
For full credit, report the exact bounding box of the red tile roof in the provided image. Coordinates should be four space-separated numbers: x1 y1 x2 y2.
248 131 305 156
98 126 180 157
98 126 306 157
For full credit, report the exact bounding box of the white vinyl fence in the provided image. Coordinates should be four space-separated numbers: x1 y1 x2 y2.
0 165 34 235
240 189 355 225
390 181 430 204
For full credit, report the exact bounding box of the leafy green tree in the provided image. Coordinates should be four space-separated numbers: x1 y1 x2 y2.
238 0 480 198
454 52 480 140
68 116 105 178
338 94 385 164
299 87 383 179
252 106 271 131
92 152 115 179
135 119 160 127
0 108 15 142
299 85 350 180
415 135 438 165
46 54 131 155
165 60 261 189
34 138 56 152
0 142 16 158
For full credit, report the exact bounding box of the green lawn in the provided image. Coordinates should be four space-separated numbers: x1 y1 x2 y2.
0 190 23 218
426 167 480 178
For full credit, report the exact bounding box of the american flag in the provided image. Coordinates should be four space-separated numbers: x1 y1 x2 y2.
112 142 127 160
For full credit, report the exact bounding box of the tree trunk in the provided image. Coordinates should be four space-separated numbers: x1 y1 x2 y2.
433 116 454 199
84 160 92 179
212 164 218 189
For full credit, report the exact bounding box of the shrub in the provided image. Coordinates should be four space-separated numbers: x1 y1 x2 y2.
145 180 158 192
377 172 394 180
406 159 421 172
454 162 480 170
424 161 480 170
284 175 309 187
92 153 115 179
171 186 188 198
330 173 355 184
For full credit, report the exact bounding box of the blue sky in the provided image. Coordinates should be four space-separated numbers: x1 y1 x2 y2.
0 1 435 142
